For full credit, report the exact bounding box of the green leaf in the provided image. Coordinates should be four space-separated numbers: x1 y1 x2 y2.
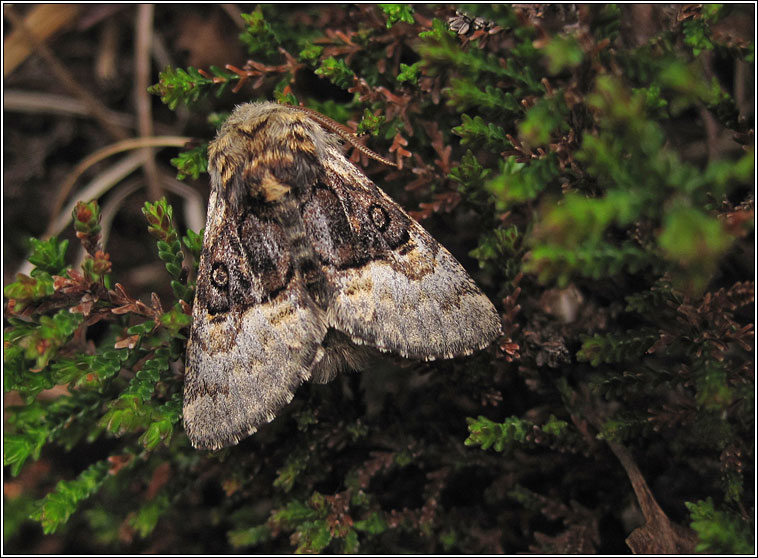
659 206 732 264
3 271 56 307
299 42 324 64
464 415 529 451
354 512 387 535
542 34 584 74
274 452 308 493
229 524 271 548
182 228 204 258
682 19 714 56
239 7 280 59
518 95 569 148
379 4 415 28
294 519 332 553
170 143 208 180
486 155 559 209
4 431 47 476
4 310 84 379
452 114 509 149
577 330 659 367
446 80 522 115
315 57 355 89
148 66 227 109
354 109 385 136
396 61 422 84
686 498 754 554
271 499 319 527
30 460 110 534
658 205 732 294
419 17 457 41
26 237 69 275
129 492 170 538
139 393 182 450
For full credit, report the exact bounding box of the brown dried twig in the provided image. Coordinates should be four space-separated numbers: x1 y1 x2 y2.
45 136 193 238
134 4 162 200
5 4 130 142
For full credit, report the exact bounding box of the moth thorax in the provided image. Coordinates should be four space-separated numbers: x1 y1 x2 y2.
260 172 291 202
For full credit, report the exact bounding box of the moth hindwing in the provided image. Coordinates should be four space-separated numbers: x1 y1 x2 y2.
183 102 502 450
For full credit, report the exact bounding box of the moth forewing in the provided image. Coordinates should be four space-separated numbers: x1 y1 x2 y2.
183 170 327 450
184 102 502 449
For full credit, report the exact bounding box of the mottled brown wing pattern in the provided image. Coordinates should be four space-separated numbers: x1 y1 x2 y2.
183 189 327 450
184 101 501 450
301 144 502 360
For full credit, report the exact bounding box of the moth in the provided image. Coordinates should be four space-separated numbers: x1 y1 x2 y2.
184 102 502 450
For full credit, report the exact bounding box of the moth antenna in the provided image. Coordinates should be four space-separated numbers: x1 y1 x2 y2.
286 104 398 167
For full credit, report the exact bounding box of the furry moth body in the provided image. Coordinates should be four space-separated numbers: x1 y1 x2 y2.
184 102 502 450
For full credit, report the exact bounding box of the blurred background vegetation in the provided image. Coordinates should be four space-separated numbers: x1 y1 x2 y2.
3 4 754 553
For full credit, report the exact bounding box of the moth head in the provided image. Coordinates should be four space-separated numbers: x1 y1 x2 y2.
209 102 395 188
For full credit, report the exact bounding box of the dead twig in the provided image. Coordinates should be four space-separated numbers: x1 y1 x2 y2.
46 136 193 237
134 4 162 200
5 4 130 142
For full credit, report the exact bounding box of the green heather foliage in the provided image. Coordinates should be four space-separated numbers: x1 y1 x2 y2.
4 4 753 554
